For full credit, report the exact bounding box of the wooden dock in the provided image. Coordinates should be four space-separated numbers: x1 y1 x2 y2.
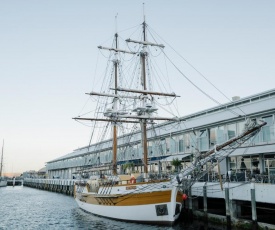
24 178 75 196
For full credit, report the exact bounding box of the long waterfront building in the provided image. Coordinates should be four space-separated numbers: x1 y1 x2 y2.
46 89 275 182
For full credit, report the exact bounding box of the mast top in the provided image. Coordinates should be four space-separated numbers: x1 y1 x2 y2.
115 13 118 35
143 3 146 23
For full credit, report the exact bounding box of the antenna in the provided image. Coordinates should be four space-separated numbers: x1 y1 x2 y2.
143 3 146 23
115 13 118 34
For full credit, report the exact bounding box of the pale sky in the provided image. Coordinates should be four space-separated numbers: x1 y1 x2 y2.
0 1 274 173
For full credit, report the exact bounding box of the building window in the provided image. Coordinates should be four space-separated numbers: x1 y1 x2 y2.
227 123 236 139
262 116 274 142
217 126 226 144
210 128 217 147
237 120 246 135
169 136 177 154
198 129 209 151
229 157 237 172
148 141 153 157
178 134 184 153
264 154 275 175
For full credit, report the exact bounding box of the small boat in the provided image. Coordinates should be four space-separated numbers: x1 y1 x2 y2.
0 140 7 187
74 10 266 225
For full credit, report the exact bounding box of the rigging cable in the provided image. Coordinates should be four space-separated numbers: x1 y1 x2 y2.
162 51 242 118
147 25 247 118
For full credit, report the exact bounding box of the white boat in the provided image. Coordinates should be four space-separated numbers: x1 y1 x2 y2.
0 179 7 187
0 140 7 187
73 11 266 225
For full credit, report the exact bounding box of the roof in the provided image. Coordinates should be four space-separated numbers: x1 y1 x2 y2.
38 167 46 173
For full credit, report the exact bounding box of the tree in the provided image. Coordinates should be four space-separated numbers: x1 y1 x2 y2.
123 162 134 173
171 158 182 172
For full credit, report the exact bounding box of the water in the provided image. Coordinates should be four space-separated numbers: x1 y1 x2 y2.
0 186 225 230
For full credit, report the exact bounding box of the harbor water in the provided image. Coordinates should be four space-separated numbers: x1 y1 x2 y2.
0 186 226 230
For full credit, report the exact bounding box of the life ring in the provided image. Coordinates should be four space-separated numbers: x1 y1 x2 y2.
130 177 136 184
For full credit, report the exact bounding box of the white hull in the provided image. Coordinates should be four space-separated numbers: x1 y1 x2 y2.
75 181 182 224
0 180 7 187
75 198 180 224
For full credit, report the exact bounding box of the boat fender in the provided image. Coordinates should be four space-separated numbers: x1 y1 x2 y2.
130 177 136 184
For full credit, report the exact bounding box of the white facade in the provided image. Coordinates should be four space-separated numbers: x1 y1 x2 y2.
46 89 275 182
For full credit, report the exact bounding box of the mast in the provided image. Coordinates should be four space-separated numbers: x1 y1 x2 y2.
0 140 4 177
87 16 137 175
141 19 148 175
124 13 168 177
112 29 118 175
75 13 173 177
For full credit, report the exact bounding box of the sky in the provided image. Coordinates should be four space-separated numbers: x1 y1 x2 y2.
0 1 274 173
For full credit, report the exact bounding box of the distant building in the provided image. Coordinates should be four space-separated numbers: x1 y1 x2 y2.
22 170 37 179
22 168 46 179
38 167 47 178
46 89 275 182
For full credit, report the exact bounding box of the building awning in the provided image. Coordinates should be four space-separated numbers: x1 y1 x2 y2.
160 153 191 162
117 159 142 165
229 144 275 157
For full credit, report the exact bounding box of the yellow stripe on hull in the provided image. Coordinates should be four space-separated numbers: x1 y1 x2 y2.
77 190 183 206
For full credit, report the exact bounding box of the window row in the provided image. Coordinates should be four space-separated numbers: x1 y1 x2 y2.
47 115 275 170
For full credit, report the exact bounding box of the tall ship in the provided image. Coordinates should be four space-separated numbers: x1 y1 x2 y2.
73 12 266 225
0 140 7 187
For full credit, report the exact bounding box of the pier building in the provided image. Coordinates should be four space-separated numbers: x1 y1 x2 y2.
46 88 275 184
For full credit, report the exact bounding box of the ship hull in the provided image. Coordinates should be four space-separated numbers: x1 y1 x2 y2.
74 181 183 225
